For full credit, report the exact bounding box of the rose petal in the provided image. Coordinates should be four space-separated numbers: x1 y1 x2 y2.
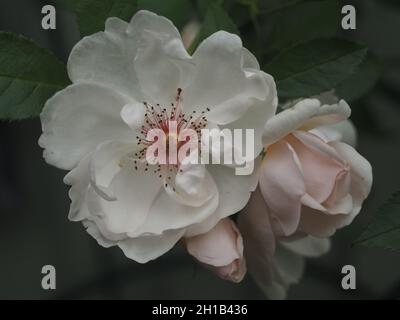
63 154 91 221
129 170 219 237
262 99 351 148
186 219 243 267
39 83 133 170
89 140 138 201
68 17 143 99
185 163 260 237
185 31 275 125
87 161 162 234
128 11 194 104
259 141 305 236
287 132 347 204
311 120 357 147
118 229 186 263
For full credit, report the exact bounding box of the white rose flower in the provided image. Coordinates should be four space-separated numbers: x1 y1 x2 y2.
39 10 277 263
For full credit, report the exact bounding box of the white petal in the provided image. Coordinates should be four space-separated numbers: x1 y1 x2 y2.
312 120 357 147
120 103 147 131
185 31 275 125
39 83 133 170
175 161 206 197
68 17 143 100
241 47 260 69
63 154 91 221
118 229 185 263
203 125 259 170
83 201 137 246
128 10 194 104
83 219 117 248
222 74 277 157
128 10 182 43
301 100 351 130
262 99 351 148
262 99 321 148
165 162 216 207
89 140 137 200
87 161 162 234
185 164 260 237
83 215 185 263
131 172 219 237
105 16 129 34
84 216 185 263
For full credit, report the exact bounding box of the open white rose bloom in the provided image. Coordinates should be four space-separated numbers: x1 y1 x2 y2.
39 11 277 263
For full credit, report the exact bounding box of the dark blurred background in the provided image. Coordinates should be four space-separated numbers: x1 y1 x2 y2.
0 0 400 299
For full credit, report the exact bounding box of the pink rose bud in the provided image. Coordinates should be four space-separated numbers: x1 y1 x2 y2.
258 98 373 237
185 218 246 283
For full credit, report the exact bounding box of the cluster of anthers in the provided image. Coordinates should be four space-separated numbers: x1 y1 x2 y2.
131 88 210 191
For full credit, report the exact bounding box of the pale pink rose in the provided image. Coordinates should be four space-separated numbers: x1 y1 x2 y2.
257 98 373 238
185 218 246 283
239 188 330 299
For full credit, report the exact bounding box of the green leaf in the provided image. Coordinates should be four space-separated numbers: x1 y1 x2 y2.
355 191 400 251
76 0 138 37
237 0 260 14
336 53 381 102
0 32 70 120
263 0 340 55
189 3 239 54
137 0 192 29
196 0 224 17
265 39 368 99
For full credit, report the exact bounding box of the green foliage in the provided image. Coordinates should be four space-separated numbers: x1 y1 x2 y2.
236 0 260 20
355 191 400 251
0 32 70 120
189 3 239 54
336 53 381 102
262 0 340 55
137 0 192 29
195 0 224 17
76 0 138 37
76 0 193 37
265 39 368 99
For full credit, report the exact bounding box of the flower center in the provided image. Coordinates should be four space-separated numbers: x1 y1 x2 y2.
133 88 210 190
